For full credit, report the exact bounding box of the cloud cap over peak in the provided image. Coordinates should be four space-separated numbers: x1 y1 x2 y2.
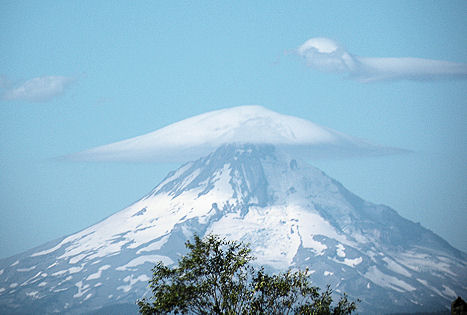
297 37 467 82
68 105 406 163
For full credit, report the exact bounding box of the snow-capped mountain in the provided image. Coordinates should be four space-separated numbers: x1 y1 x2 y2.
0 144 465 314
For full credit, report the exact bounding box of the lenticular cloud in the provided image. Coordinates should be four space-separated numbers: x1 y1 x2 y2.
297 37 467 82
68 105 406 162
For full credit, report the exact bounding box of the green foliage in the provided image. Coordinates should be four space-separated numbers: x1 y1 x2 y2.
138 234 358 315
249 268 356 315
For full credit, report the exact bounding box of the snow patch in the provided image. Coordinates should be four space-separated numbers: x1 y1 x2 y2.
51 265 84 277
69 265 85 275
341 257 362 267
73 281 90 298
303 235 327 256
58 275 73 286
10 260 19 267
69 253 88 264
86 265 111 280
416 278 444 297
209 164 235 198
136 235 169 254
52 270 67 277
116 255 172 271
416 278 428 286
47 262 58 269
397 251 455 276
20 272 43 286
25 291 39 299
365 266 415 293
31 240 67 257
336 244 346 257
442 285 457 299
284 208 352 256
382 257 411 278
53 288 68 293
117 274 150 293
17 266 36 272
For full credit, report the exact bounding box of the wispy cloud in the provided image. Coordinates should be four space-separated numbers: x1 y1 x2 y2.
1 76 75 102
297 37 467 82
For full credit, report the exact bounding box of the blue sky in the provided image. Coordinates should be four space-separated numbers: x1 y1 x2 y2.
1 1 466 258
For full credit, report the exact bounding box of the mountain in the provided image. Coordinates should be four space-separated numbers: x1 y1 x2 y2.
0 144 465 314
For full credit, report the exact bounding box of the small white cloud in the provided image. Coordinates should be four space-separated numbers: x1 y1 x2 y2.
2 76 75 102
67 105 407 163
297 38 359 74
297 37 467 82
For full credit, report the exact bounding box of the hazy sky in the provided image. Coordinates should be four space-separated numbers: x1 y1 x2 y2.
1 1 466 258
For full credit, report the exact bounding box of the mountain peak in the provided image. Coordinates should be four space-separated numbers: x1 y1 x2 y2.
152 143 278 209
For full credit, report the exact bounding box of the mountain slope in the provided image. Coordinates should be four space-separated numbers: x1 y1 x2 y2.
0 144 465 314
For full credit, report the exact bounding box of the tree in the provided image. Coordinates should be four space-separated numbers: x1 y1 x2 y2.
138 234 358 315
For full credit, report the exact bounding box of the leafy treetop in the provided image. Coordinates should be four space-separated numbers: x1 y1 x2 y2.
138 234 358 315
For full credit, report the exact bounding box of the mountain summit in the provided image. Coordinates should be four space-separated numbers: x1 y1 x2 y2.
1 144 465 314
